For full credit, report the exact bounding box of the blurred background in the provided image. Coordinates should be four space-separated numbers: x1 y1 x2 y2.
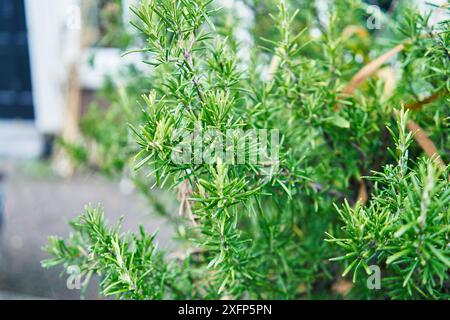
0 0 447 299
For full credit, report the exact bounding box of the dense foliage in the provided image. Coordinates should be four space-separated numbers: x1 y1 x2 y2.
43 0 449 299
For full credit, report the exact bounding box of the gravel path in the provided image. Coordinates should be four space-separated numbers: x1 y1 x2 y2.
0 161 174 299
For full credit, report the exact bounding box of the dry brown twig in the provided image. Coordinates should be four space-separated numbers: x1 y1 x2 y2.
178 179 197 226
341 44 405 96
406 121 447 171
405 90 447 110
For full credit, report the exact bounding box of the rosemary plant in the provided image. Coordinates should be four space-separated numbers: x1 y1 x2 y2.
44 0 449 300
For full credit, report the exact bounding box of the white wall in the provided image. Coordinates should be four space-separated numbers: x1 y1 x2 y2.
25 0 81 134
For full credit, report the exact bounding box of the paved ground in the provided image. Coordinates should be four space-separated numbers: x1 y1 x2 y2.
0 160 175 299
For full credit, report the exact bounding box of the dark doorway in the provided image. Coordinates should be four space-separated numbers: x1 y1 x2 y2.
0 0 34 119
